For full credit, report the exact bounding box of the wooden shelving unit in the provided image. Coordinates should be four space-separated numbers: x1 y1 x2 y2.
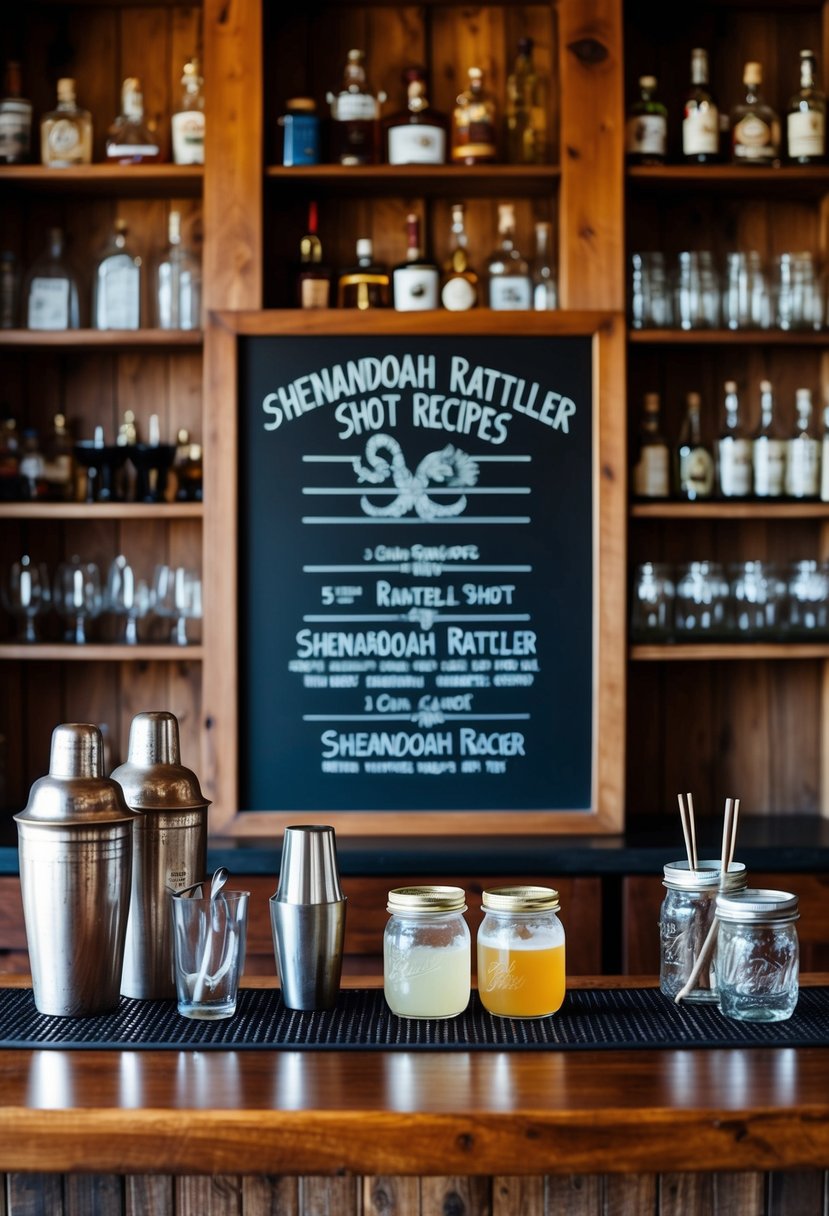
629 329 829 345
0 645 204 661
265 163 560 198
0 164 203 196
0 503 203 520
631 643 829 661
0 329 203 349
631 502 829 519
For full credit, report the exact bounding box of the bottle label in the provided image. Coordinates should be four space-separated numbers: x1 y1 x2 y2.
753 437 786 497
679 446 715 497
718 437 753 496
633 446 670 497
441 275 477 311
300 277 330 309
451 139 496 162
683 107 719 155
97 264 140 329
106 144 159 160
489 275 532 310
786 437 820 497
282 114 319 166
172 111 205 164
388 124 446 165
27 278 70 330
393 265 439 311
334 93 377 121
46 119 83 163
733 115 776 160
787 110 825 159
625 114 666 155
0 105 31 159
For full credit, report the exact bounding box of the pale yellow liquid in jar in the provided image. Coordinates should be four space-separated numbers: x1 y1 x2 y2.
477 938 566 1017
384 940 471 1018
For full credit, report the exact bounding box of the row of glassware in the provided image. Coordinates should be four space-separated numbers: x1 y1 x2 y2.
630 249 826 332
631 558 829 641
1 554 202 646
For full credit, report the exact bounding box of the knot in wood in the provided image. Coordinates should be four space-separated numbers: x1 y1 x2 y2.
566 37 609 66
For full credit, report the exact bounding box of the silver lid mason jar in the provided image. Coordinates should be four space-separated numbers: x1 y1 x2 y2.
659 859 747 1002
477 886 565 1018
714 889 800 1022
383 886 470 1019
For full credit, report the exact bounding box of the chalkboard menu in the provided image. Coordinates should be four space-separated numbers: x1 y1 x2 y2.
237 330 596 816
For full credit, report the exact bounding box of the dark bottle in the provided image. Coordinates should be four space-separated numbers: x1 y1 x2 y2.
625 75 667 165
326 49 385 166
451 67 497 165
0 411 21 500
18 428 48 501
173 428 203 501
384 67 448 165
296 201 331 309
676 391 714 500
505 37 549 164
337 238 390 309
0 61 32 164
42 412 74 502
392 213 439 311
683 48 719 163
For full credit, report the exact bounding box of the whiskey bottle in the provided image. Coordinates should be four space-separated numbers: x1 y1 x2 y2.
23 228 81 330
632 391 670 499
717 380 753 498
173 428 203 502
384 67 447 165
42 412 74 502
392 213 439 311
40 78 92 167
296 201 331 309
0 61 32 163
337 238 390 309
327 49 385 166
730 62 780 165
486 203 531 310
786 387 820 499
505 37 549 164
19 428 48 501
786 49 825 164
531 220 557 310
172 58 205 165
625 75 667 165
155 210 202 329
93 220 142 330
752 379 786 498
683 48 719 163
440 203 478 311
451 67 497 165
106 77 161 163
676 391 714 500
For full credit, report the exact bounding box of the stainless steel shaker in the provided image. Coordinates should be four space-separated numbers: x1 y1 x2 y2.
113 711 210 999
270 825 347 1010
15 723 138 1017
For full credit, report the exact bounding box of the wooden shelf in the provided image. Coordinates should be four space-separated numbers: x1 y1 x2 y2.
631 501 829 519
265 163 560 198
0 329 203 350
627 164 829 198
0 644 204 661
631 642 829 660
0 165 203 197
0 502 203 520
629 329 828 345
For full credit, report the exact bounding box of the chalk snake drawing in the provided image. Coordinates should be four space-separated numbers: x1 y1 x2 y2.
351 434 479 519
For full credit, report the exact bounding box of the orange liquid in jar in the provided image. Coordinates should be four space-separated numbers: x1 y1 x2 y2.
477 940 566 1017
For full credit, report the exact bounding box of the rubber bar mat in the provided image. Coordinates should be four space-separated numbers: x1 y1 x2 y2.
0 986 827 1051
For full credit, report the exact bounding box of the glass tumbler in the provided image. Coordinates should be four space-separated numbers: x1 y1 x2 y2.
728 560 773 637
674 250 720 330
674 560 728 637
714 889 799 1022
774 251 822 331
722 250 770 330
630 562 675 641
659 860 748 1003
630 251 671 328
786 559 829 636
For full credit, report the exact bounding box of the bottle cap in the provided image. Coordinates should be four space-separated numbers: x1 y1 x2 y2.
639 75 657 89
643 391 660 410
716 888 799 924
724 379 738 393
387 885 466 914
743 62 762 85
57 78 76 102
468 66 483 81
482 885 560 913
686 391 701 408
356 237 373 258
663 860 747 891
286 97 316 112
760 379 772 393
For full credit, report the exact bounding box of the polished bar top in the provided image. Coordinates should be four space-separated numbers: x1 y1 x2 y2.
0 976 827 1177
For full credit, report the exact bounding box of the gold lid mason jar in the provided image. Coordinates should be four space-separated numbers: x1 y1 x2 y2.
383 886 470 1019
477 886 565 1018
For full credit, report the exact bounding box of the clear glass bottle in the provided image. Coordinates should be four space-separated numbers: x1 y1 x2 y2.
392 212 439 311
714 889 799 1022
632 391 670 499
717 379 753 498
531 220 557 310
295 200 331 309
477 886 565 1018
440 202 478 311
753 379 786 498
383 886 470 1019
40 78 92 167
384 67 447 165
23 227 81 330
730 61 780 165
787 49 825 164
821 403 829 503
326 49 385 166
106 77 161 163
0 251 20 327
676 390 714 500
0 61 32 164
93 219 142 330
504 37 549 165
786 386 820 499
451 67 497 166
172 58 205 166
683 48 719 163
659 860 748 1003
625 74 667 165
486 203 531 310
336 238 390 309
155 210 202 329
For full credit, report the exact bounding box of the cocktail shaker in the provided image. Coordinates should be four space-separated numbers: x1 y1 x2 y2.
270 824 346 1010
113 711 210 999
15 723 138 1017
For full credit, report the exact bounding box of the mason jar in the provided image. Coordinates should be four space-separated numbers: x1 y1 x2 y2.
659 860 747 1002
383 886 470 1019
477 886 565 1018
714 889 800 1022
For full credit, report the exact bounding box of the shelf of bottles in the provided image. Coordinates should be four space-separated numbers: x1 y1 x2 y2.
631 501 829 520
0 329 203 348
0 164 203 196
265 164 559 196
629 330 829 346
0 644 204 662
630 642 829 662
0 502 203 520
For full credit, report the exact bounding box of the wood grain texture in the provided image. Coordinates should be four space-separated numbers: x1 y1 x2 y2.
176 1175 243 1215
711 1173 765 1216
124 1176 174 1216
363 1177 421 1215
420 1176 491 1216
5 1175 63 1216
240 1176 299 1216
545 1175 601 1214
63 1176 123 1216
300 1177 360 1216
602 1174 657 1215
491 1176 543 1216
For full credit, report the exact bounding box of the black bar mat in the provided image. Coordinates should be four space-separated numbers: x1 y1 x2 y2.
0 986 827 1051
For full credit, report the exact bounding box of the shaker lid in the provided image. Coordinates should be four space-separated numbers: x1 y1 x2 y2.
387 885 466 914
110 710 211 811
482 885 560 913
15 723 137 826
716 888 800 923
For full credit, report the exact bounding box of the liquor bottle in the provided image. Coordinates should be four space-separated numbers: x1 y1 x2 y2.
106 77 161 163
0 251 20 327
786 387 820 499
173 428 203 502
326 49 385 166
787 49 826 164
42 412 74 502
384 67 448 165
40 78 92 167
717 380 753 498
752 379 786 498
451 67 497 165
625 75 667 165
676 391 714 500
0 61 32 163
23 228 81 330
821 403 829 502
172 58 205 165
92 220 142 330
392 213 439 311
632 391 670 499
440 202 478 311
682 48 719 163
279 97 319 167
531 220 557 310
0 412 21 500
295 201 331 309
155 210 202 328
505 37 549 164
486 204 531 310
730 62 780 166
336 238 390 309
19 428 48 501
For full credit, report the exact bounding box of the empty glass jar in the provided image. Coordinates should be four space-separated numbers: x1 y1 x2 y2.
786 559 829 636
674 560 729 637
630 561 675 641
714 889 800 1022
659 860 748 1003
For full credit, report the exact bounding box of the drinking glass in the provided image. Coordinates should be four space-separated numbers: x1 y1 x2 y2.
674 560 729 637
54 557 102 644
630 562 675 641
153 564 203 645
774 252 823 331
171 889 249 1020
727 560 773 637
105 555 154 645
630 252 672 328
1 555 51 642
674 250 720 330
722 251 770 330
786 559 829 636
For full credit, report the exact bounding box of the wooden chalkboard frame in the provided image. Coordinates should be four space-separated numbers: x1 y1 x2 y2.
204 311 626 836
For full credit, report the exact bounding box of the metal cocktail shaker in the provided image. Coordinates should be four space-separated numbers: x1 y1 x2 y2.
270 824 347 1010
15 723 138 1017
113 711 210 999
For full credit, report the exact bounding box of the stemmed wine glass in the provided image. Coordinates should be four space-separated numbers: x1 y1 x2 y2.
105 554 154 644
54 556 103 644
1 555 51 642
153 564 203 645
